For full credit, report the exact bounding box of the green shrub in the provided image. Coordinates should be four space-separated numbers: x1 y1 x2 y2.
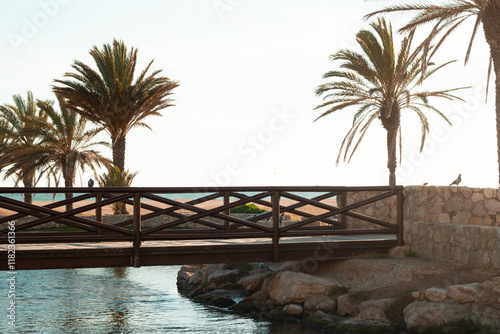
229 203 266 214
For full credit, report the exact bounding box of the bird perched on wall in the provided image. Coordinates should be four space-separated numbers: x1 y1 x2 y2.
88 178 94 188
450 174 461 186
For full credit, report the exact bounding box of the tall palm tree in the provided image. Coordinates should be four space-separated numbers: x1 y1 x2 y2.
0 92 48 203
366 1 500 185
15 96 112 210
314 18 466 185
53 39 179 172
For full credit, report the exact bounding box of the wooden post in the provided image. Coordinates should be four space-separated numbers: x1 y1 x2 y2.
224 191 230 234
95 193 102 237
340 192 347 229
272 191 280 262
133 193 141 267
397 188 404 246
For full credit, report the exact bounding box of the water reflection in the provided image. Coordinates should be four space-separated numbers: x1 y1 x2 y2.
2 266 318 334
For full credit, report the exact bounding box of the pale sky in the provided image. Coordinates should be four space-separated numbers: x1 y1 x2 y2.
0 0 496 189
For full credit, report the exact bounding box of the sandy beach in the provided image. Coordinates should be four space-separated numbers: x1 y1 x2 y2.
0 198 337 221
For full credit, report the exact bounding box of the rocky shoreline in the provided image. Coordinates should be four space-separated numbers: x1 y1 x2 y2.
177 254 500 333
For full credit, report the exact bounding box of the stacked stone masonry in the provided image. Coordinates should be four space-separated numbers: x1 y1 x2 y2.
344 186 500 270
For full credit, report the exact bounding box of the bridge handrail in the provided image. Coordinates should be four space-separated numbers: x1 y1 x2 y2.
0 186 404 266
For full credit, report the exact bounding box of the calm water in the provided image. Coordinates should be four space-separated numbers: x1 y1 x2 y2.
2 266 317 334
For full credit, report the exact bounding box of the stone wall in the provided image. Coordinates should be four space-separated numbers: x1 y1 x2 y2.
404 186 500 227
404 186 500 271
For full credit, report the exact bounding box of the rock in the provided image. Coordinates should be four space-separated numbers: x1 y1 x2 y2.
446 283 478 303
444 195 464 213
359 298 396 312
201 264 222 283
268 271 343 305
341 306 391 330
193 290 236 308
237 270 270 293
312 310 338 323
490 277 500 293
472 192 485 202
187 267 203 285
411 291 423 300
337 294 359 316
389 246 405 259
484 188 496 199
230 289 271 314
404 300 473 332
485 199 500 215
207 269 239 286
177 265 198 281
268 306 287 321
304 295 336 313
277 261 302 272
283 303 303 316
425 288 448 302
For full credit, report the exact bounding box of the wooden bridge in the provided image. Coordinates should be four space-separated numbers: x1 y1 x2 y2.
0 186 404 270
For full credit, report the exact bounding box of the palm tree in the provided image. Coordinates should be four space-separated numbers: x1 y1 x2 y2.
0 92 48 203
96 166 138 214
53 39 179 172
15 96 112 210
366 1 500 185
314 18 466 185
0 119 12 173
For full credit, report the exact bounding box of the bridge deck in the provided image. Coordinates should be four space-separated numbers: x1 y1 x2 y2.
1 235 397 270
0 186 404 270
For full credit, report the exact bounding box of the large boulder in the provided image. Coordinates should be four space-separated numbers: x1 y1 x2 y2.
207 269 239 286
193 289 236 308
268 271 343 305
359 298 396 313
237 270 271 293
230 289 271 314
424 288 448 302
341 306 392 330
283 304 303 317
446 283 478 303
337 294 359 316
404 300 473 332
178 265 199 281
304 295 336 313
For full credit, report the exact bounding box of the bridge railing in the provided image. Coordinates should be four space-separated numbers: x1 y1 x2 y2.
0 186 404 265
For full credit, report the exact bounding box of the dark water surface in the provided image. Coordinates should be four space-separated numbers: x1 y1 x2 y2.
2 266 318 334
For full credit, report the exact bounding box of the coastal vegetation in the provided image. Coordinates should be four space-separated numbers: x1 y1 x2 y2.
96 166 138 214
230 203 266 214
0 92 49 203
0 39 178 200
53 39 180 172
366 0 500 184
15 97 111 209
314 18 466 185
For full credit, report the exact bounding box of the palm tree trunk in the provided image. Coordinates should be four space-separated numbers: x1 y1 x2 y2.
22 174 33 204
112 136 128 214
482 7 500 186
63 168 74 211
494 60 500 187
113 136 126 171
386 127 398 186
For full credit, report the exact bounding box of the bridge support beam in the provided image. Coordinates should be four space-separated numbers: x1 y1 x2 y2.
133 193 141 267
